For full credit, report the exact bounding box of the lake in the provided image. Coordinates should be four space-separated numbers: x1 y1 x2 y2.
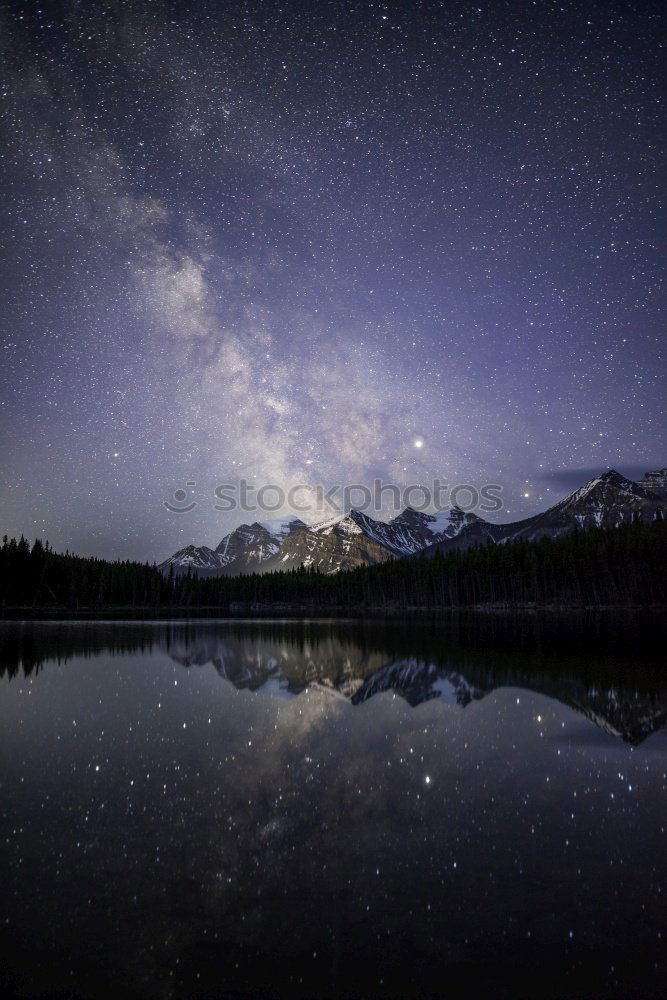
0 615 665 999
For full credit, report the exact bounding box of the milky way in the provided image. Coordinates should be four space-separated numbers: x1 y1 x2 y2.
0 1 663 560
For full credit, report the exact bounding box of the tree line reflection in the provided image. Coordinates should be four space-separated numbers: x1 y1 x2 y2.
1 615 665 743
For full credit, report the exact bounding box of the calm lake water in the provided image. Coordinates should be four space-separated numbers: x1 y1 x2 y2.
0 616 665 999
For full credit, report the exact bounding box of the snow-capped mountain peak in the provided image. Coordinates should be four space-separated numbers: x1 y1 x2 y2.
159 466 665 576
213 518 306 574
158 544 226 576
257 516 307 540
555 468 657 512
381 505 478 554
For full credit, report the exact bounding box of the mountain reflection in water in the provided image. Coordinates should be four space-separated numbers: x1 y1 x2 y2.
0 614 665 1000
1 615 665 744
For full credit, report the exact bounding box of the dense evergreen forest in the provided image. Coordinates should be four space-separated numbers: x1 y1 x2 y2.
0 520 665 613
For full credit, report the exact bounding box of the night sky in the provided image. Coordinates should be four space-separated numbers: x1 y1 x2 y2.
0 0 663 561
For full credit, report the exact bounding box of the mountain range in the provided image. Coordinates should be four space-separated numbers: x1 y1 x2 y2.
159 467 666 577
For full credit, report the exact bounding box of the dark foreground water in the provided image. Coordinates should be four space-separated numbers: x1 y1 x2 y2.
0 616 665 1000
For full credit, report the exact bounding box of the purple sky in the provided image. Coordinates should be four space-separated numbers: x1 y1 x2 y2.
0 0 663 560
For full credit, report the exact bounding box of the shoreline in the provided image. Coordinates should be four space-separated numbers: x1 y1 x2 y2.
1 603 664 621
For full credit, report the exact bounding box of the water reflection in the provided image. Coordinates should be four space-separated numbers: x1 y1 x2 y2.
1 616 665 744
0 616 665 999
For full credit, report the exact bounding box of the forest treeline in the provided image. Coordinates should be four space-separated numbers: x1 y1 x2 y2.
0 520 665 612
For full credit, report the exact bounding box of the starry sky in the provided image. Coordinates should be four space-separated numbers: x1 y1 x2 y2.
0 0 663 560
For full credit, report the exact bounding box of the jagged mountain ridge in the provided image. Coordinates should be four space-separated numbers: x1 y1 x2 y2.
215 517 306 576
377 506 481 553
259 510 398 574
159 468 665 576
159 517 306 576
510 469 663 540
159 506 476 576
422 469 665 557
237 506 482 574
157 544 226 577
